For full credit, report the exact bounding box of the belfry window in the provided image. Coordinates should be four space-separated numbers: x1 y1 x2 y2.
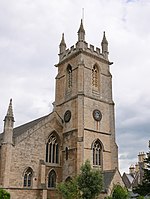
46 133 59 164
67 64 72 88
48 170 56 188
93 140 102 166
92 65 99 89
23 167 33 187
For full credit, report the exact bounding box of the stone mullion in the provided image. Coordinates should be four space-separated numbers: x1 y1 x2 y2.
51 143 53 163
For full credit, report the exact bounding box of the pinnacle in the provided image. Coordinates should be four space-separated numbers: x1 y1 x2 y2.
78 19 85 33
6 98 14 119
102 31 108 44
60 33 66 46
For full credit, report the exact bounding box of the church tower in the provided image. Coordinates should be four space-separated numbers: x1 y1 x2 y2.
54 20 118 180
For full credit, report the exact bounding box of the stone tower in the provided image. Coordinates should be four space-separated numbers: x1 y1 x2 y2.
54 20 118 180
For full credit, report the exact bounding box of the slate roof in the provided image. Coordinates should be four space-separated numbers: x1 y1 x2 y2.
103 170 116 191
0 114 48 143
13 115 48 138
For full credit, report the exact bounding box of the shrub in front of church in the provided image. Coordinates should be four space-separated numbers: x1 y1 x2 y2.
105 185 128 199
0 189 10 199
57 160 103 199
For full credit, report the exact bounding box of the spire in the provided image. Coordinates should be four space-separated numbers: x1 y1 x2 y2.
6 99 14 118
78 19 85 42
4 98 15 123
101 31 109 59
3 99 14 144
59 33 66 54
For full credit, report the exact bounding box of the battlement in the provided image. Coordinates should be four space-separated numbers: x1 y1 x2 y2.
59 20 109 63
59 41 105 62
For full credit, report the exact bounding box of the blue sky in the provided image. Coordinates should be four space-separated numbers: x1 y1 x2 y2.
0 0 150 174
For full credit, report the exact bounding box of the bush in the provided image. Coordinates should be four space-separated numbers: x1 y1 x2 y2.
0 189 10 199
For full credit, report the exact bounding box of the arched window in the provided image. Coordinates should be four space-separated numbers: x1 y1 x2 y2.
93 139 102 166
65 147 69 160
48 170 56 188
23 167 33 187
92 65 99 89
67 64 72 89
65 176 72 182
46 133 59 164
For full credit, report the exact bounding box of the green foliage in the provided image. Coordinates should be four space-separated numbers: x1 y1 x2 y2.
57 177 81 199
105 185 128 199
111 185 128 199
77 160 103 199
57 160 103 199
0 189 10 199
137 196 144 199
133 147 150 196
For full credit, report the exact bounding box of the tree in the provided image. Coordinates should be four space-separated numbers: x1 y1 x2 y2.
111 185 128 199
77 160 103 199
0 189 10 199
105 185 128 199
57 160 103 199
57 177 81 199
133 143 150 196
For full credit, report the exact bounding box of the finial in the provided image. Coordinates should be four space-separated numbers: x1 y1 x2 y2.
60 33 66 45
78 19 85 34
59 33 66 55
101 31 109 59
4 98 15 122
77 19 85 42
7 99 13 117
102 31 108 44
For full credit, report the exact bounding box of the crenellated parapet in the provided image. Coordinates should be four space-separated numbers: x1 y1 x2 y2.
59 20 109 63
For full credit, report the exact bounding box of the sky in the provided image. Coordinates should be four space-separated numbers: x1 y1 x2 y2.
0 0 150 174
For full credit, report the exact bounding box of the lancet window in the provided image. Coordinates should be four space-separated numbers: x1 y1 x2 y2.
93 139 102 166
48 170 56 188
92 65 99 89
46 133 59 164
67 64 72 89
23 167 33 187
65 147 69 160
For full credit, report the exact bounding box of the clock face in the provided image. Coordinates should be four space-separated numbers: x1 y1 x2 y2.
64 110 71 123
93 109 102 121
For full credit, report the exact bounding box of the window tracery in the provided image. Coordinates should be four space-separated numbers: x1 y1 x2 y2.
92 65 99 89
46 133 59 164
93 139 102 166
23 167 33 187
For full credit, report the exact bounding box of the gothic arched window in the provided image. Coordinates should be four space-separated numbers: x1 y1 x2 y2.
65 147 69 160
67 64 72 89
92 139 102 166
46 133 59 164
92 65 99 90
23 167 33 187
48 170 56 188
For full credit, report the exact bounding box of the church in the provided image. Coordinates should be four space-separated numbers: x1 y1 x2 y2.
0 20 124 199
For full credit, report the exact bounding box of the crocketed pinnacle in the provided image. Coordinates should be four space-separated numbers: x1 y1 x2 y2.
78 19 85 41
4 98 15 122
60 33 66 46
101 31 108 44
78 19 85 34
59 33 66 54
